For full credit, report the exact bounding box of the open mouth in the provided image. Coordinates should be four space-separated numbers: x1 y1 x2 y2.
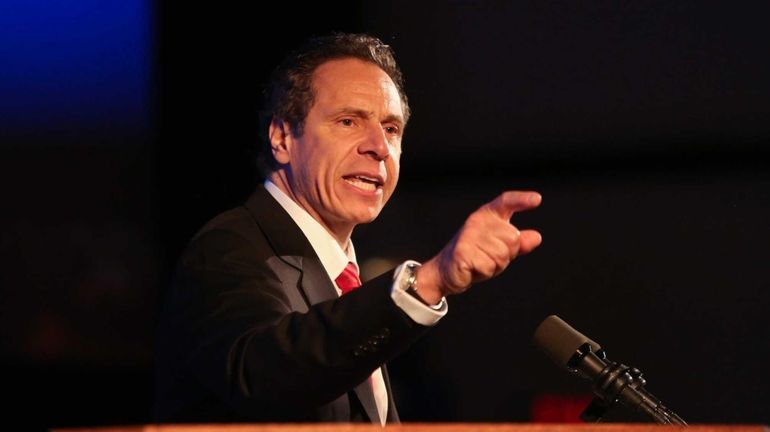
342 174 383 192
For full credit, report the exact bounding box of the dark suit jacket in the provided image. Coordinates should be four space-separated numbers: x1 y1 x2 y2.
154 185 429 424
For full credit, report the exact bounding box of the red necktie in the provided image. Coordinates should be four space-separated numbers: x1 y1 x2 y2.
336 262 362 295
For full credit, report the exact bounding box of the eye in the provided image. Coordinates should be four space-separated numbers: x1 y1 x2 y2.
384 125 400 135
339 118 354 127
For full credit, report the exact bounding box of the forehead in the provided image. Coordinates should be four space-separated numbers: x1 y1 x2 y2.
310 58 403 118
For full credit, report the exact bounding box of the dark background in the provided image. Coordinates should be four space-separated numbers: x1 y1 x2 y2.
2 1 768 430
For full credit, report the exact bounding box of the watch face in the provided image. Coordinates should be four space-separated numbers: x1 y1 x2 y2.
407 265 418 289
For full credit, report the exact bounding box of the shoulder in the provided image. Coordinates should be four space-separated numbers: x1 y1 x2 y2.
196 205 260 240
185 186 287 256
181 205 274 267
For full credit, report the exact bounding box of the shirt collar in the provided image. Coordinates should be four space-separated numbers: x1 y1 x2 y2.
264 180 358 286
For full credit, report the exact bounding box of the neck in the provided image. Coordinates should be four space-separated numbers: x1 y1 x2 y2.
268 171 353 249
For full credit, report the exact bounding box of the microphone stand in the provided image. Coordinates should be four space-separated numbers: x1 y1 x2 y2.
570 343 687 425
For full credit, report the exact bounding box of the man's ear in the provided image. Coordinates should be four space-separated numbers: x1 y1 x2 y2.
268 117 293 165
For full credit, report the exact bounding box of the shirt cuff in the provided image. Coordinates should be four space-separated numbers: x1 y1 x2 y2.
390 260 447 326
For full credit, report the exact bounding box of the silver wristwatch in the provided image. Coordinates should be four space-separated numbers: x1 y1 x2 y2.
403 261 427 305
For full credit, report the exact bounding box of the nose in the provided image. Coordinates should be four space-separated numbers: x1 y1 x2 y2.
359 124 391 161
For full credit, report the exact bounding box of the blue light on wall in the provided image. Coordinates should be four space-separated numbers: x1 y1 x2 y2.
0 0 152 141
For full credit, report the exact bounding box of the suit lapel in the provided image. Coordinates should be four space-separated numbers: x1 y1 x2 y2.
244 185 382 424
244 185 338 304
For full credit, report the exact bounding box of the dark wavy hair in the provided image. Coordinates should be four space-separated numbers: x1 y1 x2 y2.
256 33 410 176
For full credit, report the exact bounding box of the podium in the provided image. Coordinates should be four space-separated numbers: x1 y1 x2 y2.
52 424 770 432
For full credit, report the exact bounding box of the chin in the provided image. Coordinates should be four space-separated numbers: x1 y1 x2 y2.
349 207 383 225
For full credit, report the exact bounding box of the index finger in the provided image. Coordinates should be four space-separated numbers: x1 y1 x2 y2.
487 190 542 220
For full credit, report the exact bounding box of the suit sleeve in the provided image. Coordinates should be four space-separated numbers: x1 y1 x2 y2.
162 227 429 418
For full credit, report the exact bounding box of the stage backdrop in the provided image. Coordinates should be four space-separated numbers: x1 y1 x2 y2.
1 1 768 430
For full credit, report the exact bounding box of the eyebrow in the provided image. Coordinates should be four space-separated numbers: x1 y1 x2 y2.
334 107 404 126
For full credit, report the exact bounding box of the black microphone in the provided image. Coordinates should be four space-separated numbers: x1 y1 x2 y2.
532 315 686 425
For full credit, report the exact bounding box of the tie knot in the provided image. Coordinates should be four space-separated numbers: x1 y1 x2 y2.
336 262 361 296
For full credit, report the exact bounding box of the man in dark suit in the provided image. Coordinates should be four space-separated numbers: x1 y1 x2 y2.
154 33 542 424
